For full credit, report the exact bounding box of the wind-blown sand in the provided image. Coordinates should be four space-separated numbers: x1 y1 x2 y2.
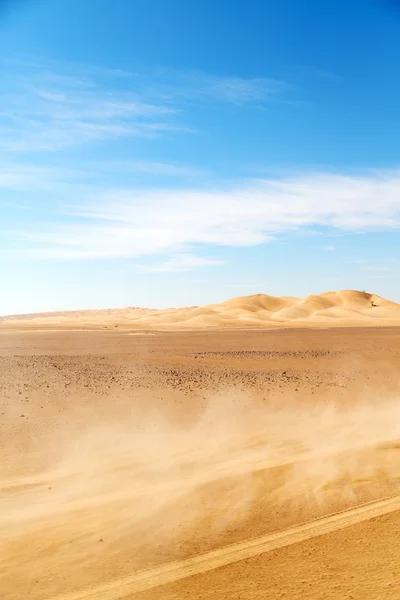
1 289 400 330
0 325 399 599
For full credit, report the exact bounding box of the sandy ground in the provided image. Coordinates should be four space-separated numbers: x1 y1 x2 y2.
0 326 400 599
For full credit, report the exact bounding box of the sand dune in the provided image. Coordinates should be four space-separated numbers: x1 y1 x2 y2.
1 290 400 330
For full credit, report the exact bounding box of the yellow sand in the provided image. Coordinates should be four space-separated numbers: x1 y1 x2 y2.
2 290 400 330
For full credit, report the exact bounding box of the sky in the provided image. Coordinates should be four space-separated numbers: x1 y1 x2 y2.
1 0 400 314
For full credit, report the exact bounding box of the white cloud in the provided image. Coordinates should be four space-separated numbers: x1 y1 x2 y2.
0 59 290 154
0 67 178 153
0 163 88 191
0 158 203 192
118 161 205 177
137 253 225 272
5 170 400 261
1 60 399 268
142 69 289 106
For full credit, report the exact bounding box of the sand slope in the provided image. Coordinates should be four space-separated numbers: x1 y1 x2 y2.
1 290 400 329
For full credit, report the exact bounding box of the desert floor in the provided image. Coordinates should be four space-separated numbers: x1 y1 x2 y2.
1 326 399 599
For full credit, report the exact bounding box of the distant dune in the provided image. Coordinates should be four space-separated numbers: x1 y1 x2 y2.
2 290 400 330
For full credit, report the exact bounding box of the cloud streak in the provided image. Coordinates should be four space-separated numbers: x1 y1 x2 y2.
137 68 289 106
0 64 179 153
0 163 89 191
114 161 205 177
138 254 225 272
2 58 399 277
0 59 290 154
4 170 400 262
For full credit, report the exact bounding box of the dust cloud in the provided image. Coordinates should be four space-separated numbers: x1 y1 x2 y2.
1 390 400 598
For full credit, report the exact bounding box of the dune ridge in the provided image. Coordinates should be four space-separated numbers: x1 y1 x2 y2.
1 290 400 330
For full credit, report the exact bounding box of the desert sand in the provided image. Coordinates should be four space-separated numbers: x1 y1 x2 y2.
1 289 400 330
0 298 400 599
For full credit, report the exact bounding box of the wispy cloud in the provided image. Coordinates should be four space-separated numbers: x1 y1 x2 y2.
2 58 400 274
0 58 291 154
116 161 205 177
0 163 89 191
5 170 400 261
138 253 225 272
0 158 203 192
0 65 177 153
296 66 343 82
140 68 289 106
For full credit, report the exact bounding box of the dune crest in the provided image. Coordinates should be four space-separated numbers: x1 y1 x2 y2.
1 289 400 330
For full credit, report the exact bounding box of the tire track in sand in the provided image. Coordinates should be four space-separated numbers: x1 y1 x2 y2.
53 494 400 600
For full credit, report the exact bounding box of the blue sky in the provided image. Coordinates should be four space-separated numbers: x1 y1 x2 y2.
1 0 400 314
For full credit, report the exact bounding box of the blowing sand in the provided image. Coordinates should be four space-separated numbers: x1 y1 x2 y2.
1 289 400 330
0 325 399 599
